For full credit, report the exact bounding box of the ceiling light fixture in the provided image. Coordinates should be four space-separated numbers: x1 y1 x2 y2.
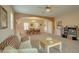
46 6 51 12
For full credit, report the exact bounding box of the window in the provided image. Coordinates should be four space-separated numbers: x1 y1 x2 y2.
11 13 13 30
24 22 29 30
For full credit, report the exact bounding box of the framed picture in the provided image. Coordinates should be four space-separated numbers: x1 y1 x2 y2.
0 6 7 29
57 20 62 26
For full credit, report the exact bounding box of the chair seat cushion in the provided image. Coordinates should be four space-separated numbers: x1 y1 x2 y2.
3 46 18 53
19 40 32 49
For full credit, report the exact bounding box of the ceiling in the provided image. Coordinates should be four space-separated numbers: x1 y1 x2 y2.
12 5 79 17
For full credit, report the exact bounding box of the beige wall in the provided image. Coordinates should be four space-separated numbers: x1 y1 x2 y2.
55 11 79 35
0 5 14 43
55 12 79 28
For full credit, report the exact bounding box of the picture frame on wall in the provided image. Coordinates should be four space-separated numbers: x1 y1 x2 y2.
0 6 7 29
57 20 62 26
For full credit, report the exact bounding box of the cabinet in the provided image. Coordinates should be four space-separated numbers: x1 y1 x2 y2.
68 27 77 40
62 26 78 40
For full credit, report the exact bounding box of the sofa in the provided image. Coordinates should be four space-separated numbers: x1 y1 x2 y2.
0 33 38 53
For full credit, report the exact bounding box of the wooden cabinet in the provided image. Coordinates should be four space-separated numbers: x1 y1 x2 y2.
62 26 78 40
